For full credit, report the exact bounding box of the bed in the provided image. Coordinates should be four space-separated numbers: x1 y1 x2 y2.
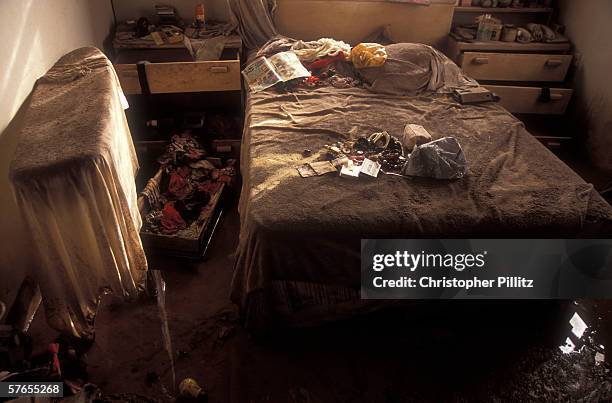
231 38 612 332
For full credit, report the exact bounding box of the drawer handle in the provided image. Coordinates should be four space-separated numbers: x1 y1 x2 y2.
210 66 229 73
546 59 563 67
550 93 563 101
472 57 489 65
540 88 564 103
216 145 232 153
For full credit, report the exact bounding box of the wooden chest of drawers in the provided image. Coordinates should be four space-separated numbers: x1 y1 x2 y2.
461 52 572 82
447 37 573 115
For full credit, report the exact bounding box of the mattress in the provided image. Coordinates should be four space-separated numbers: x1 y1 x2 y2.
232 80 612 332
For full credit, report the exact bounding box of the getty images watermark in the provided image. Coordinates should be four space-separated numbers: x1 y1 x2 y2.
371 250 533 290
361 239 612 299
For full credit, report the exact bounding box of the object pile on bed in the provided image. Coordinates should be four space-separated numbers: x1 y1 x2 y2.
298 127 468 181
242 38 388 92
242 37 477 182
242 36 478 95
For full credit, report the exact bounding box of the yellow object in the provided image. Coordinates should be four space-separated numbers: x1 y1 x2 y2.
179 378 203 398
150 31 164 46
350 43 387 68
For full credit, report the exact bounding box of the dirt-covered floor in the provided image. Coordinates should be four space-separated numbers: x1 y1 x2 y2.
22 205 612 403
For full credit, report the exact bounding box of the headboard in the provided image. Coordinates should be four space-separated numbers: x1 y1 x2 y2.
274 0 456 49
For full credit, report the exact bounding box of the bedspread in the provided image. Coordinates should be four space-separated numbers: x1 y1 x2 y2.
232 85 612 331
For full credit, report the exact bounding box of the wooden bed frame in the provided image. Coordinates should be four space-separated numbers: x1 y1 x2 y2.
274 0 456 48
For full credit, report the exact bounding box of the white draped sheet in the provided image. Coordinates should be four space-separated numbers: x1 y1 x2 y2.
9 47 147 339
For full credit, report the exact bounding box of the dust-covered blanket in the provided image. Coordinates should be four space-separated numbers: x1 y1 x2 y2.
9 47 147 338
232 49 612 332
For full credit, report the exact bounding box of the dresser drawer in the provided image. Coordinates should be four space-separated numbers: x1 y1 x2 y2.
485 85 573 115
462 53 572 82
114 48 241 95
115 60 241 95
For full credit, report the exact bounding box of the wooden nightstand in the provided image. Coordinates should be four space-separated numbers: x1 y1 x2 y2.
447 5 574 117
111 33 244 157
447 37 573 115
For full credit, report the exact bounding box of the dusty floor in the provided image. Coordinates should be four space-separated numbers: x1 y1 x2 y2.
22 203 612 403
19 138 612 403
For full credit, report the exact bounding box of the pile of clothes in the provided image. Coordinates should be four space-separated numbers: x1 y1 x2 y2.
142 132 236 236
283 54 362 91
254 37 389 92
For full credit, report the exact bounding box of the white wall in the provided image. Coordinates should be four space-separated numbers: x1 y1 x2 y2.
0 0 114 302
559 0 612 173
113 0 230 23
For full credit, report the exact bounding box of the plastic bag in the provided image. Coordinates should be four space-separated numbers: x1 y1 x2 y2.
184 35 226 61
350 43 387 68
401 137 468 180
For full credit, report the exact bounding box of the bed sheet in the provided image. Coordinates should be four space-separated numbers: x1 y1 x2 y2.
232 84 612 331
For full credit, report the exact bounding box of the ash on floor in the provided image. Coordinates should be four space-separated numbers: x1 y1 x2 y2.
23 208 612 403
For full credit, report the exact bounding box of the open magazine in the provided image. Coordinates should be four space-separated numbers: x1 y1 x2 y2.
242 51 311 93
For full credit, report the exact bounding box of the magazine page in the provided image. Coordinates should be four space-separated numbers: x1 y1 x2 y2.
268 51 311 82
242 57 282 93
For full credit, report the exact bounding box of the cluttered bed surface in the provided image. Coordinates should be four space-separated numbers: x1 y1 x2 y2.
232 37 612 332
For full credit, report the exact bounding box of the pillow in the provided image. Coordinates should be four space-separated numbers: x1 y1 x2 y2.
358 43 473 95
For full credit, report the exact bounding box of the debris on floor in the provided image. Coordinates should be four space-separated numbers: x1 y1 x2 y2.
178 377 208 401
7 211 612 402
493 346 612 402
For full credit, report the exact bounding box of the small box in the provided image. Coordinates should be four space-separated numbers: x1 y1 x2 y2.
452 87 497 105
403 124 432 152
340 164 361 178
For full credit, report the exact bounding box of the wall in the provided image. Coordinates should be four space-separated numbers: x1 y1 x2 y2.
274 0 455 47
559 0 612 173
112 0 230 23
0 0 114 302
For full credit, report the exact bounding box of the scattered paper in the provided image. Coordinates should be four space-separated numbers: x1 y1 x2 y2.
242 51 310 93
569 312 588 339
297 164 317 178
559 337 575 354
332 156 350 168
340 164 361 178
310 161 337 176
360 158 381 178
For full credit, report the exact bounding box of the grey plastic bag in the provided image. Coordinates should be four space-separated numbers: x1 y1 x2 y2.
402 137 468 179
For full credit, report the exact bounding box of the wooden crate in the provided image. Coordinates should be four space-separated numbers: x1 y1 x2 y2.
138 167 225 259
